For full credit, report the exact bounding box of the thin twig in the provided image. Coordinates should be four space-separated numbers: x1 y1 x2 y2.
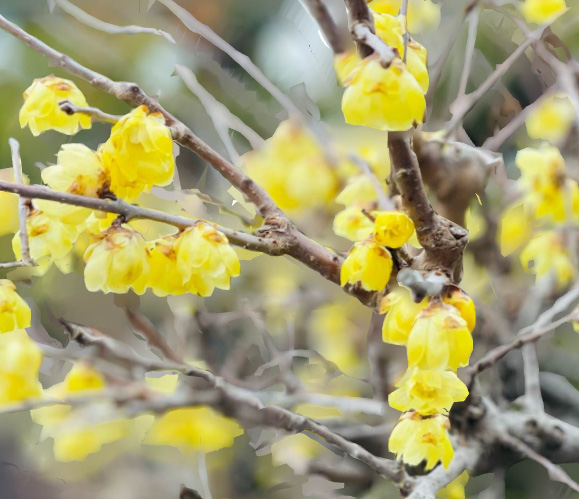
500 433 579 493
468 312 576 381
456 6 481 99
8 138 34 267
482 88 556 151
157 0 303 122
53 0 176 43
59 100 121 124
399 0 409 63
446 24 546 136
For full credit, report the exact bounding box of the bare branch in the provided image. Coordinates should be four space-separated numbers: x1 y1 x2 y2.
446 24 546 135
388 131 468 281
8 138 34 267
53 0 176 43
300 0 348 54
157 0 303 122
0 180 276 254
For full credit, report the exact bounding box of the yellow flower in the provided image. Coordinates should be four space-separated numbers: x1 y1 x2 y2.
499 202 535 256
0 168 26 238
83 225 150 294
442 288 476 332
133 234 186 296
437 471 469 499
515 145 579 223
380 287 427 345
333 206 375 242
173 223 241 296
389 413 453 470
342 57 426 132
373 13 429 92
407 303 473 371
520 0 567 24
334 51 363 85
19 75 92 136
520 232 574 288
368 0 441 33
12 207 79 273
100 105 175 201
0 329 42 404
245 121 338 213
389 367 469 415
31 363 131 462
336 175 379 207
0 280 31 334
340 238 393 291
373 211 414 248
43 144 107 197
144 406 243 454
526 94 574 143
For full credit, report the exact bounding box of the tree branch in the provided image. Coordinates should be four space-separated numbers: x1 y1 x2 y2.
388 131 469 282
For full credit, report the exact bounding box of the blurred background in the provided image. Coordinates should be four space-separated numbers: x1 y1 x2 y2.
1 0 579 498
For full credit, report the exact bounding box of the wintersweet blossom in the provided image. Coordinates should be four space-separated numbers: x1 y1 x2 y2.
0 280 31 334
12 207 79 272
520 232 574 288
373 13 429 92
100 105 175 201
526 94 574 144
340 238 393 291
83 225 150 294
174 222 241 296
144 373 243 454
520 0 567 24
19 75 91 136
368 0 441 33
442 288 476 332
407 303 473 371
388 367 468 415
380 288 427 345
31 363 131 462
333 206 375 242
0 330 42 405
389 413 454 470
341 57 426 131
373 211 415 248
245 121 338 213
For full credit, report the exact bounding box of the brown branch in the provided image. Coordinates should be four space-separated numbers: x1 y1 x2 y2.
0 180 276 254
343 0 397 66
388 131 469 282
302 0 348 54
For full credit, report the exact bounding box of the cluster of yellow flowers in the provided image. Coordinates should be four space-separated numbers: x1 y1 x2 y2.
340 211 415 291
335 8 428 131
16 75 240 296
0 280 42 405
500 144 577 288
244 120 338 214
383 287 475 470
30 364 243 462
